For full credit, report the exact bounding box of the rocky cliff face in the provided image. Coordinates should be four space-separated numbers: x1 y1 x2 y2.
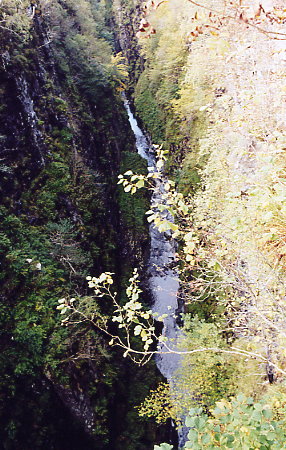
112 0 145 92
0 5 163 449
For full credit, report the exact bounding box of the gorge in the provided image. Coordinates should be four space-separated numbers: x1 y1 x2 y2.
1 1 286 449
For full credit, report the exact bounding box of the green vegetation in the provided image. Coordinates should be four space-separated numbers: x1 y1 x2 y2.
2 0 286 448
0 1 165 448
118 152 149 243
157 394 286 449
113 1 286 447
183 394 286 449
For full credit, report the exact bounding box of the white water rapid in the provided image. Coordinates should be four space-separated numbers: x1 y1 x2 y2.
124 98 188 448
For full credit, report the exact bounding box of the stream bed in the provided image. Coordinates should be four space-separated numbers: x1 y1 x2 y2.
124 98 188 447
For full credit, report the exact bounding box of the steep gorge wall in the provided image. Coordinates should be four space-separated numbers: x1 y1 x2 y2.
112 0 145 91
0 4 166 449
114 0 286 425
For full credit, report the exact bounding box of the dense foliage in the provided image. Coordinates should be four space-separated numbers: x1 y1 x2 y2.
157 394 286 449
0 1 166 448
2 0 286 448
115 0 286 447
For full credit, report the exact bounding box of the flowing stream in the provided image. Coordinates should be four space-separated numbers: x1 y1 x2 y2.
123 98 187 447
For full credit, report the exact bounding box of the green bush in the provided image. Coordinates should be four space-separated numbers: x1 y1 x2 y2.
184 394 286 449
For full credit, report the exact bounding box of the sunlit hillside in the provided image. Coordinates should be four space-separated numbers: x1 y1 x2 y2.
131 0 286 445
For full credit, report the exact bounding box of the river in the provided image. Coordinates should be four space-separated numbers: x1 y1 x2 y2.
123 97 188 448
